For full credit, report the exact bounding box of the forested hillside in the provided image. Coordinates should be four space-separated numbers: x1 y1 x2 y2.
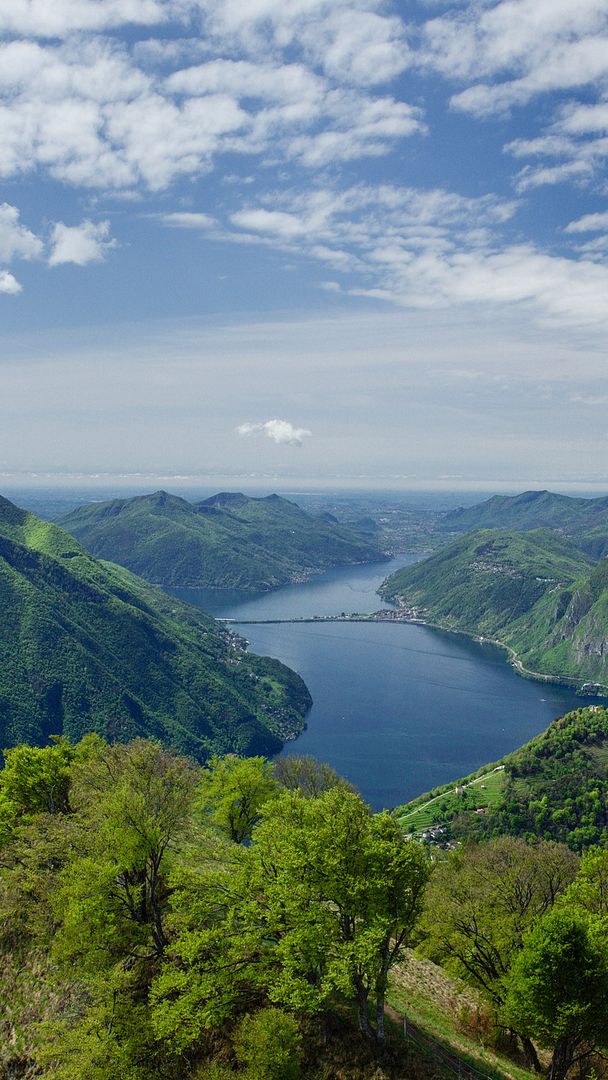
380 529 608 688
442 490 608 558
0 495 310 756
396 705 608 850
3 738 608 1080
58 490 382 590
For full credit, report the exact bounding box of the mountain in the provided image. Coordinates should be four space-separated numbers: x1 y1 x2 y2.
0 495 311 756
395 704 608 851
442 489 608 557
57 490 383 590
379 529 608 688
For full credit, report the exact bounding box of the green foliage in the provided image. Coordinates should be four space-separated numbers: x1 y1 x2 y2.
420 837 578 1008
245 788 431 1037
53 739 197 971
561 845 608 917
380 527 608 686
503 908 608 1080
14 734 600 1080
274 753 356 797
0 736 76 818
37 997 168 1080
442 489 608 559
233 1007 302 1080
58 489 381 591
197 753 278 842
395 706 608 850
0 495 311 756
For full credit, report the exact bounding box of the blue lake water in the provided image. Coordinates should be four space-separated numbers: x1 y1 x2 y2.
170 557 583 811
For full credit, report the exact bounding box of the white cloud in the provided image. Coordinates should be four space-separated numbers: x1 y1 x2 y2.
231 209 309 239
450 36 608 118
565 212 608 234
0 23 421 192
287 92 424 166
166 59 324 103
48 220 116 266
0 203 43 263
559 101 608 135
0 0 168 37
513 160 594 192
237 419 312 446
412 2 608 197
298 8 411 86
0 271 22 295
420 0 608 115
196 0 412 90
159 212 216 229
218 182 608 328
506 123 608 192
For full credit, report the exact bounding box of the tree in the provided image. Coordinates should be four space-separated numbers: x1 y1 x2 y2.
0 734 103 844
197 754 278 843
151 787 429 1047
246 788 430 1039
0 738 197 1080
58 738 197 964
561 845 608 917
421 836 578 1068
504 908 608 1080
274 754 355 797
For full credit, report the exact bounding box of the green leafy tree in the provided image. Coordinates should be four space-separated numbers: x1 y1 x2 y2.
421 836 578 1068
152 787 429 1047
197 754 278 843
0 734 103 844
274 754 355 797
561 845 608 918
504 908 608 1080
56 739 197 964
36 740 197 1078
247 788 430 1039
233 1007 302 1080
149 838 254 1050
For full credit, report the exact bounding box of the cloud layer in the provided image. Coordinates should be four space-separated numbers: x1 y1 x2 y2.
1 0 608 321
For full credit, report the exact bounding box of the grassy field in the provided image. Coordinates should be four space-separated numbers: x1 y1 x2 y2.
397 767 507 833
388 952 536 1080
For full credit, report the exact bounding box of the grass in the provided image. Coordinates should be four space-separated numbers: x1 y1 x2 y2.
388 952 536 1080
397 768 507 832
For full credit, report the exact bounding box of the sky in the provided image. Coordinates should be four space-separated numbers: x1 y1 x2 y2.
1 0 608 492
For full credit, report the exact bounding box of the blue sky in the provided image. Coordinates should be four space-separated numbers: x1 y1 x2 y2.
1 0 608 491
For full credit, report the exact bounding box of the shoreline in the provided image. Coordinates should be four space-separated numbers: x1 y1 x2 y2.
396 614 608 700
226 609 608 699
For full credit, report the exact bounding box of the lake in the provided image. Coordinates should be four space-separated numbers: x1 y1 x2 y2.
169 556 583 811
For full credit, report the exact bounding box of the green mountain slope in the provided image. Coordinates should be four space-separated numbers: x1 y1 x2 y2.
380 529 608 687
0 495 311 756
443 489 608 557
395 705 608 850
57 490 383 589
